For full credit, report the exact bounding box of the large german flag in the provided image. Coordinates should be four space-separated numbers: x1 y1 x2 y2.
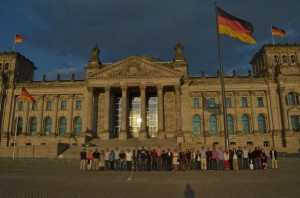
20 88 35 103
272 26 286 37
217 7 256 44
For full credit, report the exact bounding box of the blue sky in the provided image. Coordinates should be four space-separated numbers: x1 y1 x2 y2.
1 0 299 81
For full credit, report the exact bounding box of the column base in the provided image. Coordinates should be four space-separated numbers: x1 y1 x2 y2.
157 130 166 139
99 131 109 140
119 131 127 140
138 130 147 140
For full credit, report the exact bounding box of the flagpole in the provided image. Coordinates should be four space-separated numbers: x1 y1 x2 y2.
12 34 16 51
214 2 229 151
271 25 275 44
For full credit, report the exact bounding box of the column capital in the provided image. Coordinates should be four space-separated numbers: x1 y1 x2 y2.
104 86 110 92
87 87 94 92
250 91 256 96
156 84 164 91
174 85 181 94
121 85 127 91
139 84 146 90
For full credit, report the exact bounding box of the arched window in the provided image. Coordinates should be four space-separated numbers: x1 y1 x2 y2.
74 116 82 136
274 55 279 64
16 117 23 135
4 63 9 70
59 117 67 135
44 117 52 136
241 114 250 134
209 115 218 135
227 115 234 135
282 55 287 63
286 92 300 105
291 55 296 64
192 115 201 135
29 117 37 135
291 115 299 132
258 114 267 133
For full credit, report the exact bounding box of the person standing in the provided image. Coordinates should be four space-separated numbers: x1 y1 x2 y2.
242 146 249 170
87 149 93 170
161 150 167 171
99 150 105 171
173 148 179 171
260 149 268 169
195 150 201 170
80 148 87 171
146 148 152 171
92 148 100 171
186 149 192 171
109 150 115 171
156 145 162 171
114 147 120 171
233 148 238 171
166 149 173 171
224 150 230 170
236 147 243 170
217 147 224 170
206 147 212 170
125 148 133 171
152 149 158 171
269 147 278 169
132 146 140 171
140 146 147 171
211 147 217 170
119 149 126 171
200 147 207 171
104 148 110 171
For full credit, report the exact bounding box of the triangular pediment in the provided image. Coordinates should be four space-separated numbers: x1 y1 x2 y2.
87 56 182 80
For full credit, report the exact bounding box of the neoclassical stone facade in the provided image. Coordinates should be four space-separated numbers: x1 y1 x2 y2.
0 43 300 152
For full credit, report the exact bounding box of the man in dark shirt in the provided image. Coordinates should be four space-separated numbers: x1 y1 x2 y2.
119 150 126 171
92 148 100 171
236 147 243 170
206 147 212 170
80 148 87 171
166 149 173 171
132 145 140 171
186 149 192 171
140 146 147 171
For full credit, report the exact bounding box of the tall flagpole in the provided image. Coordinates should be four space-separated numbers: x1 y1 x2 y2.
271 25 275 44
214 2 229 151
12 34 16 51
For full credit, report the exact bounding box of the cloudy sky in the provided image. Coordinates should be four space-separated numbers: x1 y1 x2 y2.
1 0 299 80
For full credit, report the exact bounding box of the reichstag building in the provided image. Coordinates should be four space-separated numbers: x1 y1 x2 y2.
0 43 299 153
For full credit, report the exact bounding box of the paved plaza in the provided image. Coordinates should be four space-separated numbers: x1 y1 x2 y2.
0 158 299 198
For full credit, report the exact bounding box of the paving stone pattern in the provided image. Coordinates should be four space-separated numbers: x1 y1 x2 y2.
0 159 299 198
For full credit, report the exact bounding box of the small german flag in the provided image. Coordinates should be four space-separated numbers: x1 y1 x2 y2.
272 26 286 37
217 7 256 44
14 35 23 43
20 88 35 103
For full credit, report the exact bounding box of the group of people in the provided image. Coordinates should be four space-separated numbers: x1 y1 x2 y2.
79 145 279 171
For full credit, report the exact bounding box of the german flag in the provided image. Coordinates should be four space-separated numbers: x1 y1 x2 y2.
20 88 35 103
14 35 23 43
272 26 286 37
217 7 256 44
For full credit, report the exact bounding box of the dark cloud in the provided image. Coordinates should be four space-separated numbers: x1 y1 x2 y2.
4 0 300 79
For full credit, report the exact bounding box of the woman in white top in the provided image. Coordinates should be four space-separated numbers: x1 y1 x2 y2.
233 148 238 171
173 148 179 171
223 150 230 170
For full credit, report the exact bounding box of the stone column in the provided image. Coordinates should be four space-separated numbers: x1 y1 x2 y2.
174 85 182 137
250 91 257 134
101 86 110 140
157 85 165 139
279 88 289 131
37 95 44 135
139 85 147 140
23 99 31 135
234 91 241 134
218 91 225 136
265 90 273 134
119 86 128 140
52 95 58 135
86 88 94 133
67 94 74 136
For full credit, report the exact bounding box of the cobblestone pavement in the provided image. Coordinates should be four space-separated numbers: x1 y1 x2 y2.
0 158 299 198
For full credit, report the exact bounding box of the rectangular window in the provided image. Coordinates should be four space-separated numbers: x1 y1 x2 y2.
257 97 264 107
76 100 82 110
32 101 37 110
225 97 232 107
18 101 24 111
241 97 248 107
46 101 52 110
193 98 199 108
61 100 67 110
209 98 216 108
